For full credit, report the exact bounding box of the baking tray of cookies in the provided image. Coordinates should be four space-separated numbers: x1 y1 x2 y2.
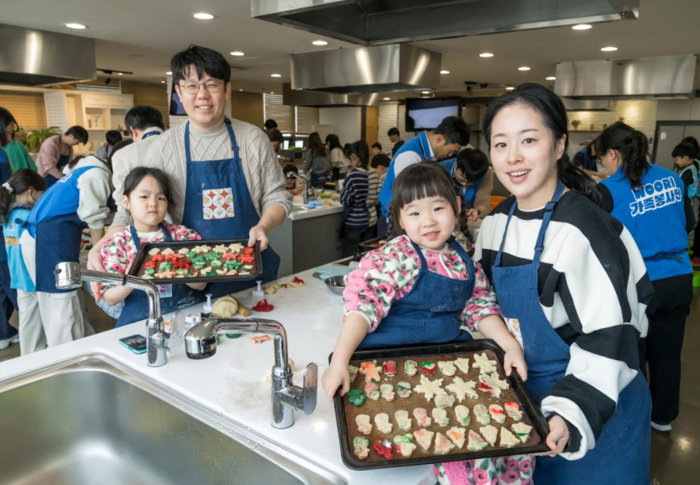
331 340 550 470
128 239 263 284
357 236 388 253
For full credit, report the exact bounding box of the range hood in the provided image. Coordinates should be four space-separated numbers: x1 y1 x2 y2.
283 84 379 107
291 44 440 94
562 99 611 111
0 23 96 86
555 55 697 100
252 0 640 46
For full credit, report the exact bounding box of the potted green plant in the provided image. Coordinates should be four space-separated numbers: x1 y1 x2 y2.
25 126 62 153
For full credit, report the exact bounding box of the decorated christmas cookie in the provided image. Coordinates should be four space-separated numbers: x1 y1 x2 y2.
412 429 435 453
504 401 523 422
467 430 488 452
393 434 417 457
397 381 412 398
454 357 470 374
431 408 450 427
434 432 456 455
414 375 446 402
472 352 498 373
489 404 506 424
364 382 380 401
348 364 359 382
454 405 471 426
394 410 412 431
359 361 382 383
348 389 366 407
353 436 370 459
445 376 478 402
380 384 395 402
412 408 433 428
434 393 456 409
419 360 437 376
478 372 509 398
375 413 393 434
438 361 457 377
511 422 533 443
500 427 520 448
356 414 372 435
446 427 466 449
382 360 397 377
373 439 393 460
474 404 490 425
403 360 418 377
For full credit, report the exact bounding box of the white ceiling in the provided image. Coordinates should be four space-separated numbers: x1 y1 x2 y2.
3 0 700 96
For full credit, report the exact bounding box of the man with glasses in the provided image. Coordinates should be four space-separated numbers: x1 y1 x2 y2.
88 45 291 301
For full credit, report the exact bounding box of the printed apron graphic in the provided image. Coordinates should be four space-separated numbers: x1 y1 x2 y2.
203 188 235 220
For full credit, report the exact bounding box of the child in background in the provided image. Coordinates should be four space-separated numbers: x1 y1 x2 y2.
323 163 531 483
0 170 45 352
100 167 205 327
440 148 492 224
340 141 378 257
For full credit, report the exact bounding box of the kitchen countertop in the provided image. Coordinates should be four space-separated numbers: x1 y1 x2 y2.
0 267 435 485
289 202 343 221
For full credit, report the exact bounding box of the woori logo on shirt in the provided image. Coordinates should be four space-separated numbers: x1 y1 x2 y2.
629 176 682 217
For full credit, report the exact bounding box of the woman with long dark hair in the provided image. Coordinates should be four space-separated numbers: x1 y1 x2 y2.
597 121 693 434
475 84 651 484
325 134 349 177
0 108 18 349
303 132 331 184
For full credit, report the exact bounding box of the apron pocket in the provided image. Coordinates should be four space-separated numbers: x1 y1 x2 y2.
203 188 234 220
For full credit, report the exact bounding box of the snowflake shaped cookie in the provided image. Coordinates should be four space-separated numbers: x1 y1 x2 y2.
478 372 509 398
472 352 498 373
414 374 446 402
445 376 478 402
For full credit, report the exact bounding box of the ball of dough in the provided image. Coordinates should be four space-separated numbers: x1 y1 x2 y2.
212 296 238 318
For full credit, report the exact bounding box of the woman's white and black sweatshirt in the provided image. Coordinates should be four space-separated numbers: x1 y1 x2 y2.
475 192 653 460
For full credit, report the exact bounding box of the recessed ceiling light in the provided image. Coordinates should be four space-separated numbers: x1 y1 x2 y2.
161 80 165 84
440 70 450 74
230 51 245 56
421 91 430 94
573 24 592 30
505 86 515 91
601 46 618 52
546 76 556 81
480 53 494 58
64 23 87 29
312 40 328 46
166 71 172 75
193 13 214 20
271 73 281 78
117 72 123 76
239 88 243 92
518 66 531 71
271 92 274 94
383 97 390 101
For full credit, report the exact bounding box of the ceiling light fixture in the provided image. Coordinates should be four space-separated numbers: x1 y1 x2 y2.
546 76 556 81
64 23 87 29
117 72 123 76
480 53 494 58
193 13 214 20
505 86 515 91
518 66 531 71
230 51 245 56
161 80 165 84
166 71 172 75
312 40 328 46
383 97 390 101
239 88 243 92
440 70 450 74
601 46 618 52
572 24 592 30
421 91 430 94
271 73 281 78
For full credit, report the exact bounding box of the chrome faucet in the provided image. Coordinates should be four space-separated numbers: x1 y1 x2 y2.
54 261 172 367
290 172 315 204
184 317 318 429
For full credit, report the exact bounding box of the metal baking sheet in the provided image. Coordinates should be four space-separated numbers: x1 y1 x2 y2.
331 341 550 470
357 236 387 254
128 239 263 284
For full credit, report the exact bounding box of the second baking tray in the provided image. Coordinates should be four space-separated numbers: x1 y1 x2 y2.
331 340 550 470
128 239 263 284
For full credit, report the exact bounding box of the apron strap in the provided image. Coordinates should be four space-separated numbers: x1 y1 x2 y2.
184 119 238 164
129 223 173 251
409 239 431 270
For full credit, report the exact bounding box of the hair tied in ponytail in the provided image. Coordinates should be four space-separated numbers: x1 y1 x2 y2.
2 182 13 194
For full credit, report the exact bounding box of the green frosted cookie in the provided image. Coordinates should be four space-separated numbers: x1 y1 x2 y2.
348 388 366 407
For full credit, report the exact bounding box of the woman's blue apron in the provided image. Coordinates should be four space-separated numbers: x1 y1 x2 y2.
359 237 475 348
490 183 651 485
44 153 70 188
115 224 202 327
181 119 280 298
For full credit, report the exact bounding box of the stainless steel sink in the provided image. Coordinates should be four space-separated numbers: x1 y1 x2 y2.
0 355 344 485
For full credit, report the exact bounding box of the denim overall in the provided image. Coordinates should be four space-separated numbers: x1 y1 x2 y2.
490 183 651 484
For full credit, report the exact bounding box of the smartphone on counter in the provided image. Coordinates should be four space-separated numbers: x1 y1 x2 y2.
119 334 147 354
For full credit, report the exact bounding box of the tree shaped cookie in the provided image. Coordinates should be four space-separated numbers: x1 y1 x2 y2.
414 374 446 402
478 372 509 398
472 352 498 373
445 376 478 402
454 357 470 374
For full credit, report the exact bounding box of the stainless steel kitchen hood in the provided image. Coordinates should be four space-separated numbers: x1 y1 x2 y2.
252 0 640 46
562 99 611 111
282 84 378 106
555 55 697 100
0 23 96 86
291 44 440 94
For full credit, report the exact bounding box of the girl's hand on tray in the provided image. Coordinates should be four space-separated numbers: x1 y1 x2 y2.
502 340 528 381
322 362 350 402
540 415 570 457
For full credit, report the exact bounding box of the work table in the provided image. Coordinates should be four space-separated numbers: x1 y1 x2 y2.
0 267 436 485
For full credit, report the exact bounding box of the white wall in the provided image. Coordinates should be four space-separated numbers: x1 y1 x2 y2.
318 107 362 145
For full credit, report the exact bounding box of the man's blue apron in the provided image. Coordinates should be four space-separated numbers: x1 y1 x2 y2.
439 159 485 209
26 166 101 293
490 183 650 484
44 153 70 188
181 119 280 298
115 224 201 327
359 237 474 348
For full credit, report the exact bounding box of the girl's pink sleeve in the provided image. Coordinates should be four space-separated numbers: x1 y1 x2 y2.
342 236 420 331
167 224 202 241
100 232 133 293
460 260 502 331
